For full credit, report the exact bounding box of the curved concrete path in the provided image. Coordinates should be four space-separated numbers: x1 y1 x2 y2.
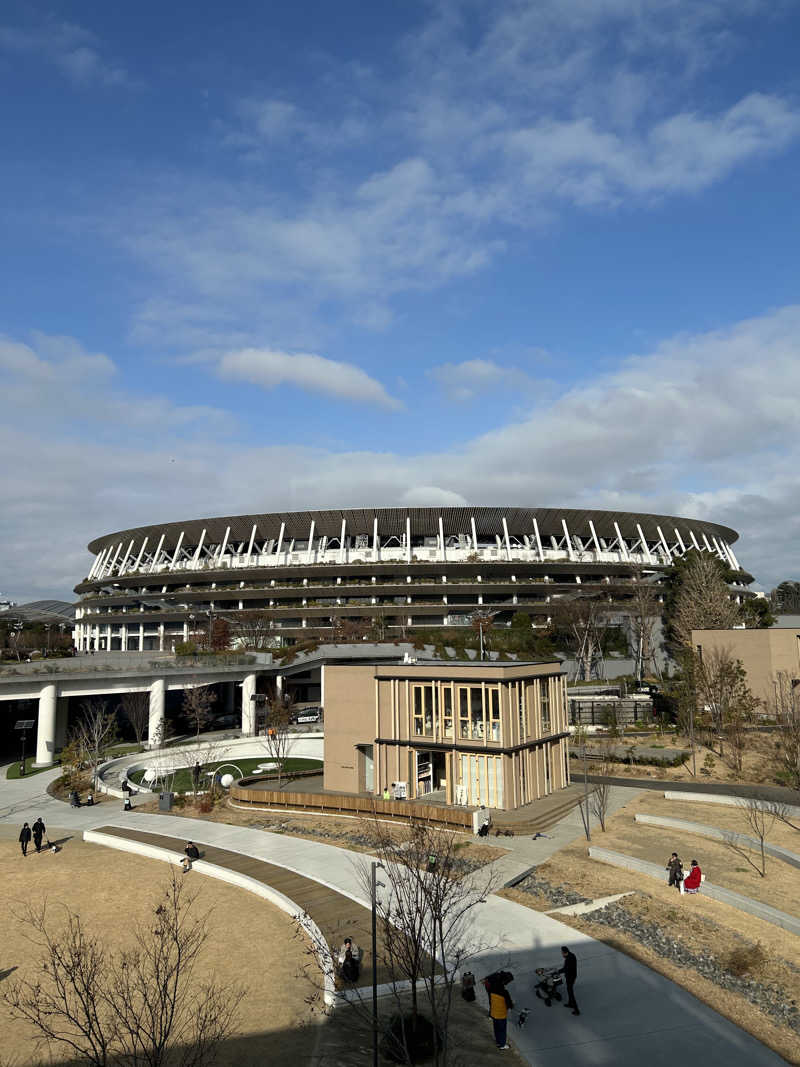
0 763 786 1066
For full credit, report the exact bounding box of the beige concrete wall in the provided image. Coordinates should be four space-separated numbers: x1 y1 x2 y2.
322 665 376 793
692 629 800 706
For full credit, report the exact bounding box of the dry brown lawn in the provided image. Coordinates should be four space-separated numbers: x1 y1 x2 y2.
501 792 800 1065
635 791 800 853
599 729 789 786
0 831 517 1066
0 834 314 1066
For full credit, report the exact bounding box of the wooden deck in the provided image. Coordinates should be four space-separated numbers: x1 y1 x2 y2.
94 825 426 991
491 782 588 834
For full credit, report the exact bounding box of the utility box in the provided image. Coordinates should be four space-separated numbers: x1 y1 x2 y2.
159 792 173 811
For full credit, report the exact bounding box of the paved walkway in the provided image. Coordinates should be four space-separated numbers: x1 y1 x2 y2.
0 763 785 1066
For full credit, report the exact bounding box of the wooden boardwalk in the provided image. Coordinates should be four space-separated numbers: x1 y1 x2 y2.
95 825 398 990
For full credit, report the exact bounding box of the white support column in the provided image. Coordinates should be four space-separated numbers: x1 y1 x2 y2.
635 524 653 563
192 528 207 567
674 527 687 554
689 529 702 551
118 539 135 577
133 536 149 573
702 533 714 554
613 522 630 560
104 541 123 578
245 524 257 566
339 518 347 563
87 548 105 580
502 517 512 561
532 518 544 560
34 683 58 766
241 673 257 736
216 525 230 564
148 679 165 748
561 519 575 561
656 525 671 561
725 542 741 570
307 520 315 563
588 520 602 556
138 624 144 652
168 530 185 570
158 624 165 652
470 515 478 552
439 515 446 562
406 515 412 563
149 533 166 573
121 623 128 651
373 516 379 559
276 522 285 558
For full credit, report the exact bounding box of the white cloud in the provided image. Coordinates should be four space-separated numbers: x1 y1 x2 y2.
0 20 133 87
217 347 403 410
5 308 800 600
429 359 535 402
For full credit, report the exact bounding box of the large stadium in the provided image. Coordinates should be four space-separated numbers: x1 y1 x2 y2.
72 507 750 653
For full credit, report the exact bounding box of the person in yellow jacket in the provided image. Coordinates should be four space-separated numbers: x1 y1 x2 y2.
483 974 513 1050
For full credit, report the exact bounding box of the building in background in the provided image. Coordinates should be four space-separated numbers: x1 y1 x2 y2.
692 626 800 708
73 507 750 654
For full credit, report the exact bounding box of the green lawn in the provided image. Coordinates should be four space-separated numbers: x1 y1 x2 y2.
127 756 322 794
6 756 54 779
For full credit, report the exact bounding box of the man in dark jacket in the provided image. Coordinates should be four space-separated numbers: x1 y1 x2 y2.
666 852 683 889
19 822 32 857
32 817 46 853
560 946 580 1015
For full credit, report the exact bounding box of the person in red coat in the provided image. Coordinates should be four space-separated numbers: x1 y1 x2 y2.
683 860 702 893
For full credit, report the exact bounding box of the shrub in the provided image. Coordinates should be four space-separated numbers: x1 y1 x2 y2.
198 796 214 814
725 942 766 977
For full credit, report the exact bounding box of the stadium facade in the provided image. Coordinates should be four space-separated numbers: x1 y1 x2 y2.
73 507 749 653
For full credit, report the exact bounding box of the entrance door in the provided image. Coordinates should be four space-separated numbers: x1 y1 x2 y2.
363 745 374 792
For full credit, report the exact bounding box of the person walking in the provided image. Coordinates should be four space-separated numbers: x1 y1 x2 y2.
559 946 580 1015
483 973 513 1050
19 822 32 857
32 817 46 854
666 852 683 889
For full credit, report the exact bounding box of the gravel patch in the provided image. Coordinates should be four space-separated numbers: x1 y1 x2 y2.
590 901 800 1033
513 871 588 908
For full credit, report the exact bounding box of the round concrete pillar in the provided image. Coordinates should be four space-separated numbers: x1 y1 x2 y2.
34 683 58 767
241 673 257 736
148 678 166 748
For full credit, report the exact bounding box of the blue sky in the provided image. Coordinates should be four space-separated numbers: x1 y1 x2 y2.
2 0 800 600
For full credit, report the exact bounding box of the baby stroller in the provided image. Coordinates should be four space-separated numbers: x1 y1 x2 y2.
534 967 563 1006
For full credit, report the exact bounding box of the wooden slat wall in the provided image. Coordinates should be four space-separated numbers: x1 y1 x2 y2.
230 780 472 830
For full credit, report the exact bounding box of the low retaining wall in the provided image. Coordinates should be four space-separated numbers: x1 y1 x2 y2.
231 781 473 830
663 791 800 820
84 828 335 1006
588 846 800 937
634 813 800 870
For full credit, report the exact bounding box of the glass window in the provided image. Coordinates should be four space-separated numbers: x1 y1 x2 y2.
540 678 551 732
413 686 424 736
458 686 470 739
518 684 526 739
443 687 453 738
470 686 484 739
424 686 434 736
488 687 501 741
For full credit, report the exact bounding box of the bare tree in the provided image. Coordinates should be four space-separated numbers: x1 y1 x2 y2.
628 569 662 682
551 595 609 681
357 818 498 1066
118 691 150 747
3 875 243 1067
226 609 276 650
263 697 293 788
669 550 741 651
694 647 759 770
589 743 613 831
182 685 217 742
724 797 778 878
74 699 119 791
770 671 800 791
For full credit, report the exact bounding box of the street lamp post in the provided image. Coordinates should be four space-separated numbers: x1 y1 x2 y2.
14 719 34 776
371 860 385 1067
